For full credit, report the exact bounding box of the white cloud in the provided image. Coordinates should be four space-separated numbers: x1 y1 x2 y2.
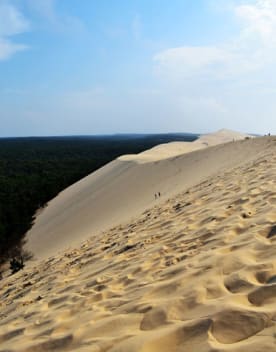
26 0 85 34
235 0 276 42
153 44 264 81
154 0 276 80
151 0 276 134
0 2 29 35
154 46 236 79
0 38 27 60
0 2 29 60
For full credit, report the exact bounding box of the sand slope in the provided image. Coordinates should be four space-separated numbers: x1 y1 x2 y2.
1 135 276 351
25 129 253 259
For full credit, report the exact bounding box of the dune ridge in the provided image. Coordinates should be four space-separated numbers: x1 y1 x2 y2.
0 134 276 351
120 128 250 162
25 129 253 259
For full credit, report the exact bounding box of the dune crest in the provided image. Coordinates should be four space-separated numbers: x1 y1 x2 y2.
1 135 276 351
25 130 254 259
120 129 251 162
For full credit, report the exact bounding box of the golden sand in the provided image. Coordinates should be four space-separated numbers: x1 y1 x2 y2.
1 134 276 351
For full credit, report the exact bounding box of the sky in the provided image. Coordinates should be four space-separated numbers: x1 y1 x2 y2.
1 0 276 136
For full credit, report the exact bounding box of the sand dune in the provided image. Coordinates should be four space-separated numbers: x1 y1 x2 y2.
122 128 251 161
25 129 253 259
1 134 276 351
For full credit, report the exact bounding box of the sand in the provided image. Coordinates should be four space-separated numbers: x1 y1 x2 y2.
25 129 253 259
1 131 276 351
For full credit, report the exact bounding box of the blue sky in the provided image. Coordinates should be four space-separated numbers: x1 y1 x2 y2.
1 0 276 136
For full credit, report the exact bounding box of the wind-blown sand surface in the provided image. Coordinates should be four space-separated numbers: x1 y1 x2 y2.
26 129 252 259
1 132 276 351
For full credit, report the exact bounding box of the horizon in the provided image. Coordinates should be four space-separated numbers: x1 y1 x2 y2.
0 131 200 139
0 129 262 139
1 1 276 136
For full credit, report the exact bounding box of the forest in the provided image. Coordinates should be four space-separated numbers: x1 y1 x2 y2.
0 133 198 265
